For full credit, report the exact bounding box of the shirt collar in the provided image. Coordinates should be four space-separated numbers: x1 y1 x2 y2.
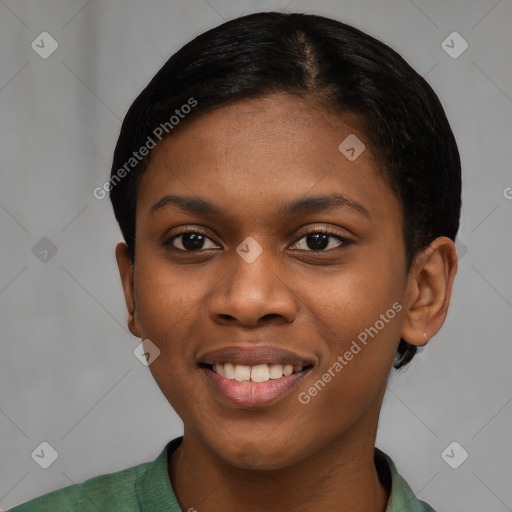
136 436 182 512
137 437 433 512
376 448 435 512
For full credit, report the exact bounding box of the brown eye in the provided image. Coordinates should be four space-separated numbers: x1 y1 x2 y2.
291 229 352 252
166 231 219 252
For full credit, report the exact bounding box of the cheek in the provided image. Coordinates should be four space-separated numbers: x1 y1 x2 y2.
295 256 406 402
131 259 209 396
134 255 202 334
297 256 405 343
295 283 403 440
133 260 203 420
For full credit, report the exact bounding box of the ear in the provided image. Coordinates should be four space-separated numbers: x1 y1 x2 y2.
401 236 458 346
115 242 141 338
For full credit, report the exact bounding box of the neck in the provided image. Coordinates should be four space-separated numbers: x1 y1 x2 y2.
169 400 389 512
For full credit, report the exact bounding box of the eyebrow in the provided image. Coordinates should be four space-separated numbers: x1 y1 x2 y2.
277 194 370 218
150 193 370 218
151 194 222 215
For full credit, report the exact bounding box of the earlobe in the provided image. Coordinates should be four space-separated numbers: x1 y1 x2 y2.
401 237 458 347
115 242 141 338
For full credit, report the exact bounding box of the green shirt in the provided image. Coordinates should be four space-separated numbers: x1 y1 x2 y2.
9 436 436 511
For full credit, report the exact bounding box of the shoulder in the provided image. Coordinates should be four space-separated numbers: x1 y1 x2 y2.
6 439 179 512
7 463 147 512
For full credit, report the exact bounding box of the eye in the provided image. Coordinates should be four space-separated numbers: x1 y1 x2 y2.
290 228 352 252
165 230 220 252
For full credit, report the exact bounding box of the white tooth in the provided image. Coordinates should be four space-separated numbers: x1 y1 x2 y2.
223 363 236 379
282 364 293 376
251 364 270 382
269 364 285 379
293 366 303 373
234 364 251 382
214 363 226 377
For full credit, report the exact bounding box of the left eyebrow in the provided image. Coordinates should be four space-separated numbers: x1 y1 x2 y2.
277 194 370 218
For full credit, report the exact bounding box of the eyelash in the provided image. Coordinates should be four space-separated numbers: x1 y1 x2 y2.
164 227 352 253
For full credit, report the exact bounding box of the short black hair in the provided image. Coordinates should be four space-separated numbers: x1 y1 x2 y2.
109 11 461 369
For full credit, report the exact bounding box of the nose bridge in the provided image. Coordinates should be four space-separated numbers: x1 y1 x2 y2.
207 241 297 325
231 245 276 294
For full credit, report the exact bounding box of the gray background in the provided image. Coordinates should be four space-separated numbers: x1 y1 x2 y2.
0 0 511 510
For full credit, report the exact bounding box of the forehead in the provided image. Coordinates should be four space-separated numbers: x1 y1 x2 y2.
137 93 400 224
147 93 365 165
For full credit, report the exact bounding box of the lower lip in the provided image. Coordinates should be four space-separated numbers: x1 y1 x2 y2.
201 367 311 408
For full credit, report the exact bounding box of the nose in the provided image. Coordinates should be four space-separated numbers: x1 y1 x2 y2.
207 246 297 327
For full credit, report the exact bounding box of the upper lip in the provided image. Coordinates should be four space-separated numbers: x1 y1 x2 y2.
198 345 316 367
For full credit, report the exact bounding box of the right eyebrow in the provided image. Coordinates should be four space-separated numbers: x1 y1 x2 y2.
150 195 223 216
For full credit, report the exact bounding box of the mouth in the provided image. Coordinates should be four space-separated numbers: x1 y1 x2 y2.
199 362 313 382
197 345 315 408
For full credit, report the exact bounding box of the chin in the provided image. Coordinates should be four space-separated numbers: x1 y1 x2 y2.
212 436 307 471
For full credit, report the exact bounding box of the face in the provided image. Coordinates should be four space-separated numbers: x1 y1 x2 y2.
120 93 413 470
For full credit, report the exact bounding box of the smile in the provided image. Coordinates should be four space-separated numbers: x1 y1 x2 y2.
204 362 309 382
198 344 316 407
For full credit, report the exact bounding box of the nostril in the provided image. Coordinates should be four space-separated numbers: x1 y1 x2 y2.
261 313 282 321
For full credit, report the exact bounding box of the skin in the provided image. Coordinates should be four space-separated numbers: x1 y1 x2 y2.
116 92 457 512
